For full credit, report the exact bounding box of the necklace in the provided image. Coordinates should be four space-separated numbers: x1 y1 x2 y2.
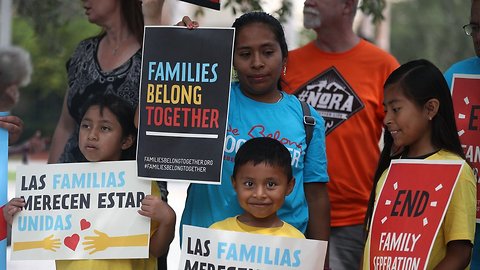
109 38 122 56
112 45 120 55
108 34 132 56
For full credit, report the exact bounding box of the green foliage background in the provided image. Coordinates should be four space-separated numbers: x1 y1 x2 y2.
390 0 472 70
7 0 475 144
11 1 98 142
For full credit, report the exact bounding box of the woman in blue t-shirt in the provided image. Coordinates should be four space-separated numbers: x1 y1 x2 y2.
180 11 330 267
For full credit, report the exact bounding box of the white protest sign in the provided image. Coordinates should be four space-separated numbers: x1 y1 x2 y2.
179 225 327 270
11 160 151 260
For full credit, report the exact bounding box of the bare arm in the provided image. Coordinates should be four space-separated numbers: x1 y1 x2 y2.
305 182 330 268
134 106 139 128
138 195 176 257
141 0 198 30
47 92 75 163
433 240 472 270
141 0 164 26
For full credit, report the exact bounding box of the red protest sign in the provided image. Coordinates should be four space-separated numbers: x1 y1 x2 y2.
451 75 480 220
368 160 463 270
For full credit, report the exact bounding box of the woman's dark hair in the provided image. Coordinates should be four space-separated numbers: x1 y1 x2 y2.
233 137 293 181
364 59 466 239
121 0 144 44
80 94 137 160
232 11 288 59
97 0 144 44
232 11 288 90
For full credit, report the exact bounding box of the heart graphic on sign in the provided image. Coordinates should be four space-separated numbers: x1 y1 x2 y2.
80 219 91 230
64 234 80 251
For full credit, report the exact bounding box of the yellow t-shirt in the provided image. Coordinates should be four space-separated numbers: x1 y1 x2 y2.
55 182 161 270
362 150 476 269
210 216 306 239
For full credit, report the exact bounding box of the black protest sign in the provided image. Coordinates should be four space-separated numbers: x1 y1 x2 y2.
137 26 234 184
180 0 220 10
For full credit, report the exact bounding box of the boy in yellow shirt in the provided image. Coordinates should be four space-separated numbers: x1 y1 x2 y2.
210 137 305 239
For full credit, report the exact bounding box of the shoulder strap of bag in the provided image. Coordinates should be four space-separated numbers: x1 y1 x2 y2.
300 100 316 147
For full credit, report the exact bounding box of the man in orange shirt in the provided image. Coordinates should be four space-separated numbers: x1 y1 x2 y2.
283 0 399 269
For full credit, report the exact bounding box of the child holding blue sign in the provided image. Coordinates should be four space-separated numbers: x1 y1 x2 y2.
210 137 304 239
362 60 476 269
4 94 175 270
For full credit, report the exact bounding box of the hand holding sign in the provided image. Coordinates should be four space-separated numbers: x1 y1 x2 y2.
2 198 25 225
0 115 24 145
175 16 199 29
138 194 175 223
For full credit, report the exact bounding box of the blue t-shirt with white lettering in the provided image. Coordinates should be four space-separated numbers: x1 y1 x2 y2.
180 82 328 237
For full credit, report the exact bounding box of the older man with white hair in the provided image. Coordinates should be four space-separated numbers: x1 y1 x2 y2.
283 1 399 269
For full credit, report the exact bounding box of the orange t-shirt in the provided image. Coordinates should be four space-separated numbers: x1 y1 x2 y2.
283 40 399 227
